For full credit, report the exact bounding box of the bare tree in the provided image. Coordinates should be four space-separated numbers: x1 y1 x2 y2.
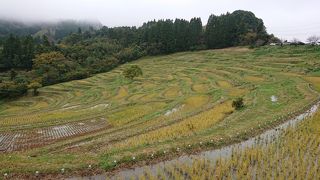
291 38 300 43
307 35 320 45
291 38 301 46
279 38 287 46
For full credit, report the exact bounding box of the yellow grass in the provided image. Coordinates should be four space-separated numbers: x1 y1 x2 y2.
142 82 157 89
75 91 82 97
33 101 49 109
192 84 209 93
107 102 166 126
244 75 265 82
140 93 157 101
102 91 110 98
76 80 93 86
183 95 210 111
217 80 232 88
113 86 128 99
279 72 301 77
198 75 209 81
228 88 249 97
164 86 180 98
0 106 24 114
180 77 193 85
128 94 144 101
114 101 233 148
304 76 320 92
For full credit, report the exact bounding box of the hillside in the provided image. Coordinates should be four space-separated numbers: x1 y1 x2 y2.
0 10 276 100
0 46 319 178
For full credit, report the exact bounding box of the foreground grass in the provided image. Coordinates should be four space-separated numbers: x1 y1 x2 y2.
134 108 320 179
0 46 319 177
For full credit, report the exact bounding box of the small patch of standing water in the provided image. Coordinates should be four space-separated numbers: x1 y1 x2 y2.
164 105 184 116
271 95 278 102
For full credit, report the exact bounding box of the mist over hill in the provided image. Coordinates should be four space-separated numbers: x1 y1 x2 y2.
0 19 102 41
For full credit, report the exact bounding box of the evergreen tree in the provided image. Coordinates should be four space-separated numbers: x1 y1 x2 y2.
173 19 190 51
189 17 203 49
42 35 51 47
78 27 82 34
159 20 175 53
205 15 218 48
1 34 22 70
20 35 35 69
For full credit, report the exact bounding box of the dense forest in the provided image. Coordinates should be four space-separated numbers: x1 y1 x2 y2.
0 10 277 99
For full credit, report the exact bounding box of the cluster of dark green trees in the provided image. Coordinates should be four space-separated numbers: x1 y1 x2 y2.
0 35 56 70
138 17 204 54
206 11 270 48
0 10 275 99
1 35 35 69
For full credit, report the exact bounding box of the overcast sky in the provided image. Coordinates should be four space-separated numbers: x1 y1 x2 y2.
1 0 320 41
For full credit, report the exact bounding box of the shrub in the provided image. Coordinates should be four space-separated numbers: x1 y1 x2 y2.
10 69 17 80
28 81 42 96
115 45 145 63
123 65 143 80
232 97 244 110
0 81 28 98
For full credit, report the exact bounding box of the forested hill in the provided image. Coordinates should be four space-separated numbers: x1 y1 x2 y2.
0 19 102 42
0 10 279 99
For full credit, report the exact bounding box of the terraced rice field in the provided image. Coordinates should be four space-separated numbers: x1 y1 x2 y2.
0 46 319 178
128 102 320 179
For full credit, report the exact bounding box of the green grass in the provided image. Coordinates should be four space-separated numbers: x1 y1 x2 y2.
0 46 319 177
131 106 320 179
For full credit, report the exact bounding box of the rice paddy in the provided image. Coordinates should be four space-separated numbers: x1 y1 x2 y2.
0 46 319 178
120 102 320 179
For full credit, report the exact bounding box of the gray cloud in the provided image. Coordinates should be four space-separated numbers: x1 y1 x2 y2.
0 0 319 41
